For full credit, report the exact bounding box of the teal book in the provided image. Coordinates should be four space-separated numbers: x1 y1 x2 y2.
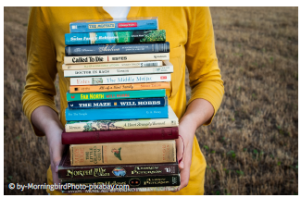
65 105 168 121
66 89 166 102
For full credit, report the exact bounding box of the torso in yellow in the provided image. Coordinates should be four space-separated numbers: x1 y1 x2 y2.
22 7 224 195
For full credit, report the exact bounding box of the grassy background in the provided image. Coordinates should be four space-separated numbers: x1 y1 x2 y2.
4 7 298 195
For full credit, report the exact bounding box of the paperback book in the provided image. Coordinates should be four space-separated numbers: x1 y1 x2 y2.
68 97 167 109
63 186 180 193
65 105 168 121
64 53 169 64
65 106 178 132
70 18 158 33
66 89 166 102
70 74 171 85
65 30 166 45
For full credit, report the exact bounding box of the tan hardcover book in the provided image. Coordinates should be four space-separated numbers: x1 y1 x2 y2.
70 140 176 166
69 82 170 93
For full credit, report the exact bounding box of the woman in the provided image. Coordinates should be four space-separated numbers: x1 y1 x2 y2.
22 7 224 195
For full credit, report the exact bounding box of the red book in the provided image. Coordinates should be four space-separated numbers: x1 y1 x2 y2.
62 127 178 144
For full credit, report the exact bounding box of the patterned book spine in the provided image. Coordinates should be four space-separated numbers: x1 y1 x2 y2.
70 74 171 85
69 82 170 93
61 174 180 188
62 61 163 70
62 127 178 144
64 53 169 64
62 186 179 193
65 42 170 56
64 66 173 77
69 18 158 33
65 105 168 121
59 156 178 180
66 89 166 102
65 30 166 45
70 140 176 166
68 97 167 109
65 106 178 132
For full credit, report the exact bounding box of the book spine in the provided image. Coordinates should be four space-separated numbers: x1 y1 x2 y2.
65 106 168 121
62 61 163 70
61 174 180 188
70 140 176 166
62 127 178 144
67 97 167 109
62 186 179 193
70 19 158 33
69 82 170 93
65 30 166 45
65 42 170 56
70 74 171 85
64 66 173 77
66 89 166 101
59 162 179 180
64 53 169 64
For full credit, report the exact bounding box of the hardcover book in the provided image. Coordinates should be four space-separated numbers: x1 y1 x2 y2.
65 106 178 132
65 105 168 121
62 127 178 144
69 82 170 93
69 140 176 166
64 53 169 64
65 30 166 45
67 97 167 109
58 149 179 180
65 42 170 56
69 18 158 33
61 174 180 188
62 186 179 193
64 65 173 77
70 74 171 85
66 89 166 102
62 61 163 70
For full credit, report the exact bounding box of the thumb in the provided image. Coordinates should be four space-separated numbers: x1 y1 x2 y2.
176 137 185 170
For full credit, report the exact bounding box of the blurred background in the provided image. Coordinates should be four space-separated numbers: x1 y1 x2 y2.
4 7 298 195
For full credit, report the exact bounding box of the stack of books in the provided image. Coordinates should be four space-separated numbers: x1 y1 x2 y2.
58 18 180 193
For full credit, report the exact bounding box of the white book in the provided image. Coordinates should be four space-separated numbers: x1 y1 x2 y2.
64 53 169 65
64 61 173 77
70 73 171 85
65 106 179 132
62 61 163 70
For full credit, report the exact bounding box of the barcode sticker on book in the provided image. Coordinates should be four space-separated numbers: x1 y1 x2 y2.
141 62 160 67
71 25 77 29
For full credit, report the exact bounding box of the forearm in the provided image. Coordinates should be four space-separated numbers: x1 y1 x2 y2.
31 106 63 136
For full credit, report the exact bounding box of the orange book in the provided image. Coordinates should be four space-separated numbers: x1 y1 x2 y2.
69 82 170 93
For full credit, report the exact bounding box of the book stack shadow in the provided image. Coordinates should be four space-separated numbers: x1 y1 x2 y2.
58 17 180 193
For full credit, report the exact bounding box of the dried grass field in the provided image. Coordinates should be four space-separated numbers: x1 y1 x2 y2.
4 7 298 195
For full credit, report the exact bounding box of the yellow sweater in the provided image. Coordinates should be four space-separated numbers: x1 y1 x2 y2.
22 7 224 195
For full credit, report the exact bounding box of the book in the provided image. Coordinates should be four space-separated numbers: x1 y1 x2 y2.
62 186 179 193
65 105 168 121
62 127 178 144
64 53 169 64
64 65 173 77
65 30 166 45
69 18 158 33
58 150 179 180
66 89 166 102
61 174 180 188
65 42 170 56
70 74 171 85
62 61 163 70
69 140 176 166
67 97 167 109
69 82 170 93
65 106 178 132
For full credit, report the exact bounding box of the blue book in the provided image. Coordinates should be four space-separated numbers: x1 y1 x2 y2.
69 18 158 33
68 97 167 109
65 42 170 56
65 105 168 121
